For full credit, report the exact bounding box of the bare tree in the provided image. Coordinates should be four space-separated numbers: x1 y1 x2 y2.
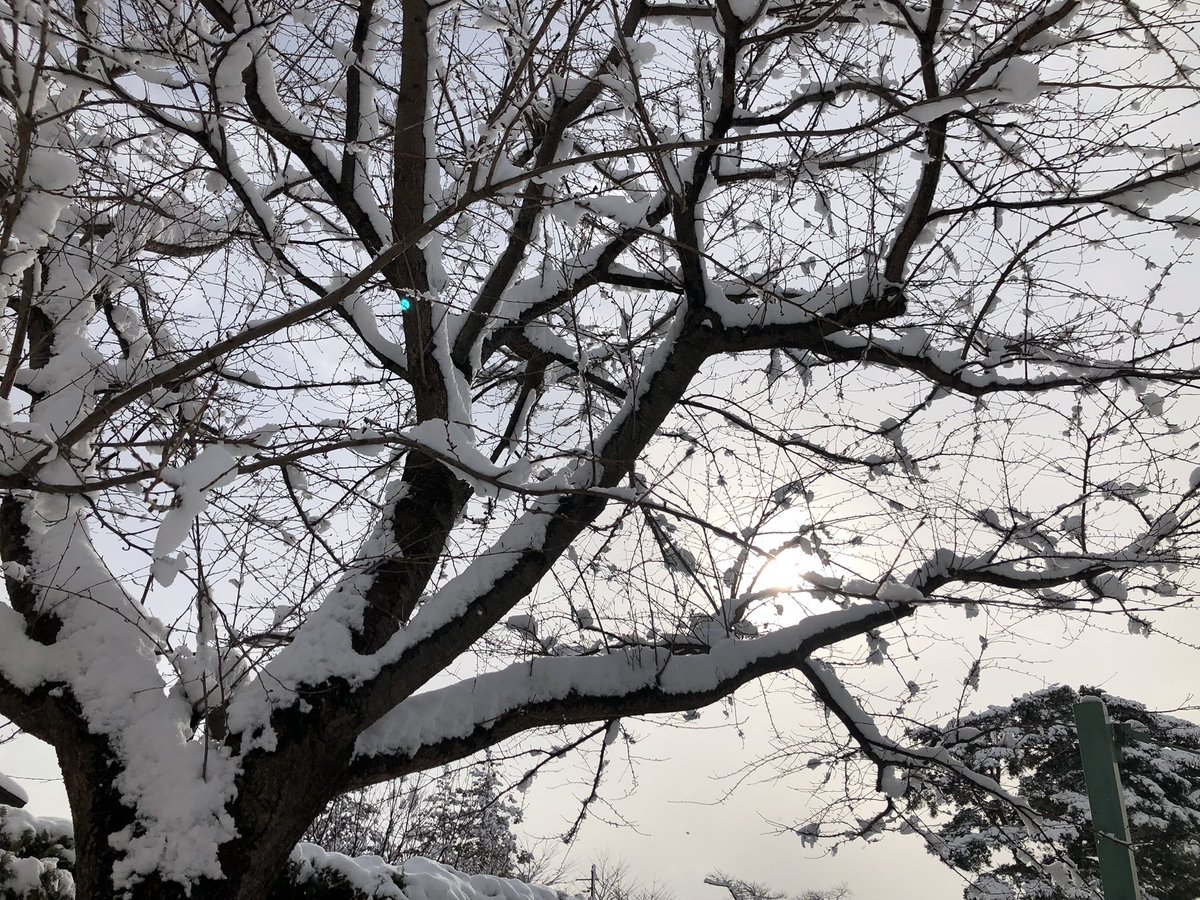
1 0 1198 895
706 873 851 900
589 856 674 900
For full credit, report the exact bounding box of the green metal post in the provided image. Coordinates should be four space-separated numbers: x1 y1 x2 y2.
1073 697 1141 900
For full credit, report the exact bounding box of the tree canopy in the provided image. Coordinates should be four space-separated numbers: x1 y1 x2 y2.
908 687 1200 900
1 0 1199 894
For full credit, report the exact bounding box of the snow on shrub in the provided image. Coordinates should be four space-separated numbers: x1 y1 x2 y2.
0 807 74 900
1 807 567 900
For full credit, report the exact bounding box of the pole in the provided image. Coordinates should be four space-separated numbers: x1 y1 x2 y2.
1073 697 1141 900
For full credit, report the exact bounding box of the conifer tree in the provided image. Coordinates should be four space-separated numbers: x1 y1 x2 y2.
908 687 1200 900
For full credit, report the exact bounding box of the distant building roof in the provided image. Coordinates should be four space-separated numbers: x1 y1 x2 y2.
0 772 28 808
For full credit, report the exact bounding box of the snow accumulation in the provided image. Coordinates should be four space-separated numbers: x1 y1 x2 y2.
505 614 538 638
0 805 71 848
904 96 969 123
0 496 240 889
492 235 626 330
723 0 763 21
404 419 531 499
579 194 653 226
705 276 878 331
978 57 1042 104
406 856 552 900
0 806 73 897
344 294 408 369
0 805 563 900
290 847 564 900
226 498 557 737
823 328 1140 391
803 571 843 592
0 143 78 319
353 602 895 760
879 765 908 798
152 444 240 568
876 582 927 603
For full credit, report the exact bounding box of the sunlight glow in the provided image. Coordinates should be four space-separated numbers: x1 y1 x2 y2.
754 549 819 592
750 548 847 617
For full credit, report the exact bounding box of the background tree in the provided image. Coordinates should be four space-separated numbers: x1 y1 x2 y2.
584 856 673 900
404 766 533 879
1 0 1199 895
305 763 535 878
303 789 393 864
705 872 851 900
906 687 1200 900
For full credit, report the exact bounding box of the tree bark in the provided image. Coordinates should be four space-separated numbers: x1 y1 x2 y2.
65 763 318 900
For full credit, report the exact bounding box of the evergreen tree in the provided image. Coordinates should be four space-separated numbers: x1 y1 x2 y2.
406 766 533 878
0 807 73 900
908 686 1200 900
305 764 533 878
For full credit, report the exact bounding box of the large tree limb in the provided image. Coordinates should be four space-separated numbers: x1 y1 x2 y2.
344 600 910 787
811 331 1200 397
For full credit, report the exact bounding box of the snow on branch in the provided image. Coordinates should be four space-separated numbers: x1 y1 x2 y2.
348 601 904 778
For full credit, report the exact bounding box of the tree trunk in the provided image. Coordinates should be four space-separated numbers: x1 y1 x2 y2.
66 789 300 900
58 740 131 900
60 736 332 900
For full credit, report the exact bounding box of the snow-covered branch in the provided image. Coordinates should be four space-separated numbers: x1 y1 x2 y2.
347 602 907 785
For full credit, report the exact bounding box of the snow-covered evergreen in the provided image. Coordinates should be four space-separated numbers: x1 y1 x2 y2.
908 687 1200 900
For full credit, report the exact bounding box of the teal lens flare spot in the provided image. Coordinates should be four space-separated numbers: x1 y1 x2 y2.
400 297 412 312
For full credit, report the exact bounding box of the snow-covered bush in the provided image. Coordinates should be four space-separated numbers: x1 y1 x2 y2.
0 807 73 900
0 806 562 900
270 845 408 900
